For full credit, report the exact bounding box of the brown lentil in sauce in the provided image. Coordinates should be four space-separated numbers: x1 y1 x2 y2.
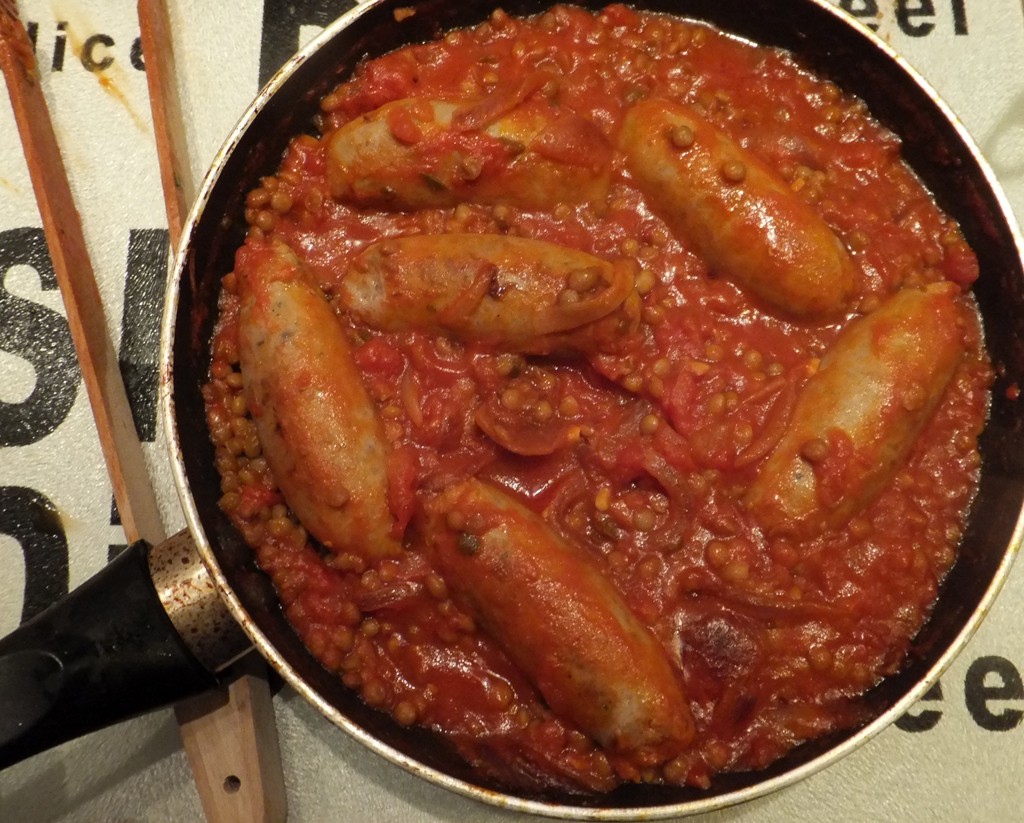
204 3 991 794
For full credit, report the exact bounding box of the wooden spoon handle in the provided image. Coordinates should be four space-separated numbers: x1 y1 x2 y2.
136 3 288 821
0 0 165 547
174 657 288 823
137 0 195 251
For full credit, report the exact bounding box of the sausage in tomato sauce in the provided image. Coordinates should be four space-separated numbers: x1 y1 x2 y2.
327 97 613 211
618 98 859 319
237 239 402 559
745 285 968 536
422 478 696 763
342 233 637 353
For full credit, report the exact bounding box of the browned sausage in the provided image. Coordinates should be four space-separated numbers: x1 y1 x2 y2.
326 97 613 211
341 233 638 353
236 238 402 560
618 98 859 319
421 478 695 763
745 285 968 536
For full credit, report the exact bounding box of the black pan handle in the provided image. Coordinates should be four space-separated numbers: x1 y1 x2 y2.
0 534 247 769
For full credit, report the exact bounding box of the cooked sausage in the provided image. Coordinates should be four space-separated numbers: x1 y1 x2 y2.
236 238 402 559
422 478 696 762
618 98 859 319
326 97 613 211
745 285 968 536
341 233 638 353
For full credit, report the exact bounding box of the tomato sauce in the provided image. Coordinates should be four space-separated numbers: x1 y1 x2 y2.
204 4 991 795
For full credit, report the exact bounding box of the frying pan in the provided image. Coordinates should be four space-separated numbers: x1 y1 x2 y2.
1 0 1022 817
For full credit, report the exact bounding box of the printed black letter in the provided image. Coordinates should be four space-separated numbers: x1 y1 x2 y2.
0 229 80 447
965 656 1024 731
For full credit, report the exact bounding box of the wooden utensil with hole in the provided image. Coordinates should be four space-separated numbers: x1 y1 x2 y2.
137 2 287 821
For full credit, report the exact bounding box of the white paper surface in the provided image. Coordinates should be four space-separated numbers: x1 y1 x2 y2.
1 1 1022 821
